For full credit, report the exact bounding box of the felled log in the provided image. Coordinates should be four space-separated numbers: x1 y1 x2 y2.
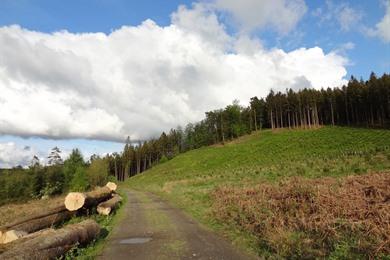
64 186 113 211
0 205 73 244
0 229 52 254
106 182 117 192
0 219 100 260
97 194 122 215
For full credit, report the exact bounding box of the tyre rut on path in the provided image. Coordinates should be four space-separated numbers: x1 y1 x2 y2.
98 190 255 260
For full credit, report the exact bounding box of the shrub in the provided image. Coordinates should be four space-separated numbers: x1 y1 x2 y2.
87 158 109 187
212 173 390 258
31 168 45 198
44 165 65 195
63 149 85 191
0 168 34 204
159 155 169 164
70 166 89 192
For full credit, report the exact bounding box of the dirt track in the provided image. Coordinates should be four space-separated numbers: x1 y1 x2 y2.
98 190 254 260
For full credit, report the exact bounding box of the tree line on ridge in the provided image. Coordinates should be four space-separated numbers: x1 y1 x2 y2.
106 72 390 181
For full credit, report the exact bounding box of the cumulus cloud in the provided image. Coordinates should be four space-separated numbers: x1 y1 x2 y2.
213 0 307 34
0 142 37 168
366 0 390 43
0 4 348 142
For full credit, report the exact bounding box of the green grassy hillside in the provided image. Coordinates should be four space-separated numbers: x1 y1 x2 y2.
127 127 390 257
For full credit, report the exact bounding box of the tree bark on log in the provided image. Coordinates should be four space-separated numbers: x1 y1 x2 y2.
0 229 52 254
0 210 74 244
0 220 100 260
64 186 113 211
0 205 71 243
97 194 122 216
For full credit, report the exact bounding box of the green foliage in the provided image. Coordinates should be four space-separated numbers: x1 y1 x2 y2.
69 166 89 192
0 150 112 204
63 149 85 191
87 158 109 187
44 165 65 196
159 155 169 164
31 168 45 198
0 168 34 205
126 127 390 258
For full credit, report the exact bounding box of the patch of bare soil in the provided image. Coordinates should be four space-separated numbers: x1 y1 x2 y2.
212 172 390 258
0 196 65 226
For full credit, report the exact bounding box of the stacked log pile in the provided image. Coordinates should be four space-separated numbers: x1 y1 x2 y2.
0 206 74 244
0 182 121 259
0 220 100 260
97 194 122 215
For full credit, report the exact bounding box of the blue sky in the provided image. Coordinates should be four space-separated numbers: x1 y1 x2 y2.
0 0 389 167
0 0 388 78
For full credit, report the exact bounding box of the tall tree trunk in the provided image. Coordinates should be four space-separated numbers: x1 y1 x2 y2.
307 107 311 128
292 112 295 128
114 160 118 180
299 102 304 128
381 105 385 127
136 156 141 174
249 110 253 131
345 94 350 125
330 100 335 126
313 104 317 126
220 113 225 144
145 156 148 170
280 106 283 128
253 109 257 131
288 111 291 129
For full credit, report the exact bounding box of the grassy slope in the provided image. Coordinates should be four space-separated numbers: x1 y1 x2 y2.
126 127 390 255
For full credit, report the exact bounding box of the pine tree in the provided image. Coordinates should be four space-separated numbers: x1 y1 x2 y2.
47 147 63 165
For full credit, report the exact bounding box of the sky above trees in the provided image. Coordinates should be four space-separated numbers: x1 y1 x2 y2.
0 0 389 167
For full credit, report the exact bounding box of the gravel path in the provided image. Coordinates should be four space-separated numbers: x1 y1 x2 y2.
98 190 254 260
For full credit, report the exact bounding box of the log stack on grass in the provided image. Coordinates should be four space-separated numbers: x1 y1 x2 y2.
64 186 113 211
97 194 122 216
64 182 121 214
0 220 100 260
0 205 74 244
0 182 120 259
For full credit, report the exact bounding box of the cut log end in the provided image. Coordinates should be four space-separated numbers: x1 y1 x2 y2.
96 194 122 216
106 182 117 192
1 230 28 244
64 192 86 211
97 206 111 216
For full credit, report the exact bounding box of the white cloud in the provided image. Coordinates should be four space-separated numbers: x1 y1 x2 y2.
333 42 355 57
367 0 390 43
0 142 37 168
0 4 348 142
337 5 363 31
313 1 363 32
214 0 307 34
